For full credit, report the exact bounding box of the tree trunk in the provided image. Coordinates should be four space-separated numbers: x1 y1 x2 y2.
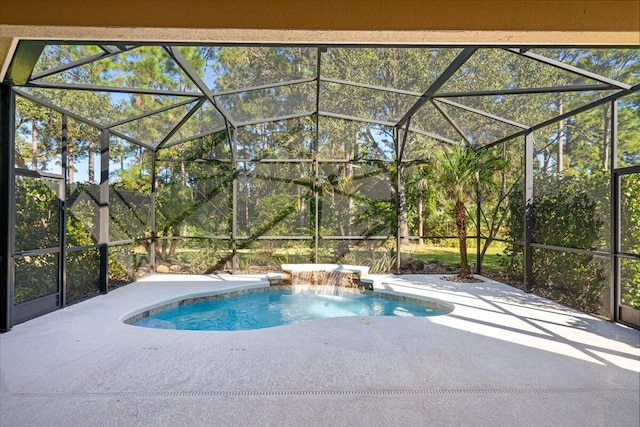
243 163 249 232
455 199 471 278
67 146 74 184
542 147 550 175
180 145 187 236
398 178 409 244
346 130 358 238
299 182 307 232
88 139 95 183
565 117 573 166
180 145 187 186
160 228 168 261
262 123 268 153
397 165 409 245
31 124 38 171
168 166 181 262
418 193 424 246
337 188 349 257
168 224 179 261
557 98 564 173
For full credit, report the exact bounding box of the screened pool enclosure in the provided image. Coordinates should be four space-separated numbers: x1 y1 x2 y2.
0 43 638 330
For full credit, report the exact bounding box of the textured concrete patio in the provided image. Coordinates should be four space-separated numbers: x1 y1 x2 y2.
1 273 638 426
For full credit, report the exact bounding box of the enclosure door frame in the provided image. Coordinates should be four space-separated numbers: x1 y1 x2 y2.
12 171 65 324
10 111 69 325
614 165 640 328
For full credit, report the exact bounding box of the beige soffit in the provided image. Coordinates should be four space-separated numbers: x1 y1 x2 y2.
1 0 639 80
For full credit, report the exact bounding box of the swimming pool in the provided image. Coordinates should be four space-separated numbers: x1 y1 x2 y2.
130 289 449 331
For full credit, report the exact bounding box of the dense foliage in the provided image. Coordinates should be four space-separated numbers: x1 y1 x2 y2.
500 173 611 314
620 174 640 309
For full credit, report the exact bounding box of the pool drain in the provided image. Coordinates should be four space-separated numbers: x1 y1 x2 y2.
8 388 637 399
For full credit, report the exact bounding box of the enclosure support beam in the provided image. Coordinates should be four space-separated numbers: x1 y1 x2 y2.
105 97 200 130
150 150 157 272
14 89 146 147
435 84 612 99
30 46 130 81
476 168 481 275
431 99 473 146
524 132 534 293
396 47 476 128
165 46 238 128
4 41 46 86
507 49 631 90
610 100 619 322
394 121 410 274
161 126 227 150
485 84 640 150
0 84 15 332
435 98 529 130
26 81 199 98
394 127 401 273
59 115 68 307
99 129 110 294
314 48 323 264
155 98 206 150
231 126 238 273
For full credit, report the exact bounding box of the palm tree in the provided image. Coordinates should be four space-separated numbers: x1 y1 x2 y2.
433 144 505 279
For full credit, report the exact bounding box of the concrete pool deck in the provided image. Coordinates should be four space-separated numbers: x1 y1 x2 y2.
1 273 638 426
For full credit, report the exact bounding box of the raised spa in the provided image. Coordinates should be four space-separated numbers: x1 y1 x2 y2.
129 288 450 331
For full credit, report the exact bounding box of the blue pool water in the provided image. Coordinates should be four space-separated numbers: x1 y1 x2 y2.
132 290 447 331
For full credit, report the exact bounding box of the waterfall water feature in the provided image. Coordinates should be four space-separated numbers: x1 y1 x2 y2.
315 270 351 298
289 269 352 298
290 270 314 286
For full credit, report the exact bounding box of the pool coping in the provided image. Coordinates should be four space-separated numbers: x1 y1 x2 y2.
120 281 269 324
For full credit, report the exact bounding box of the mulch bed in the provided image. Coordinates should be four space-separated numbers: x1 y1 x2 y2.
440 274 484 283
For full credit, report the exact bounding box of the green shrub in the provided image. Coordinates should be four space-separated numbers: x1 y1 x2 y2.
501 173 610 315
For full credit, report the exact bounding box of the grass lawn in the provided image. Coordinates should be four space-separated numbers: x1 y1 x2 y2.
158 240 507 273
406 242 505 271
